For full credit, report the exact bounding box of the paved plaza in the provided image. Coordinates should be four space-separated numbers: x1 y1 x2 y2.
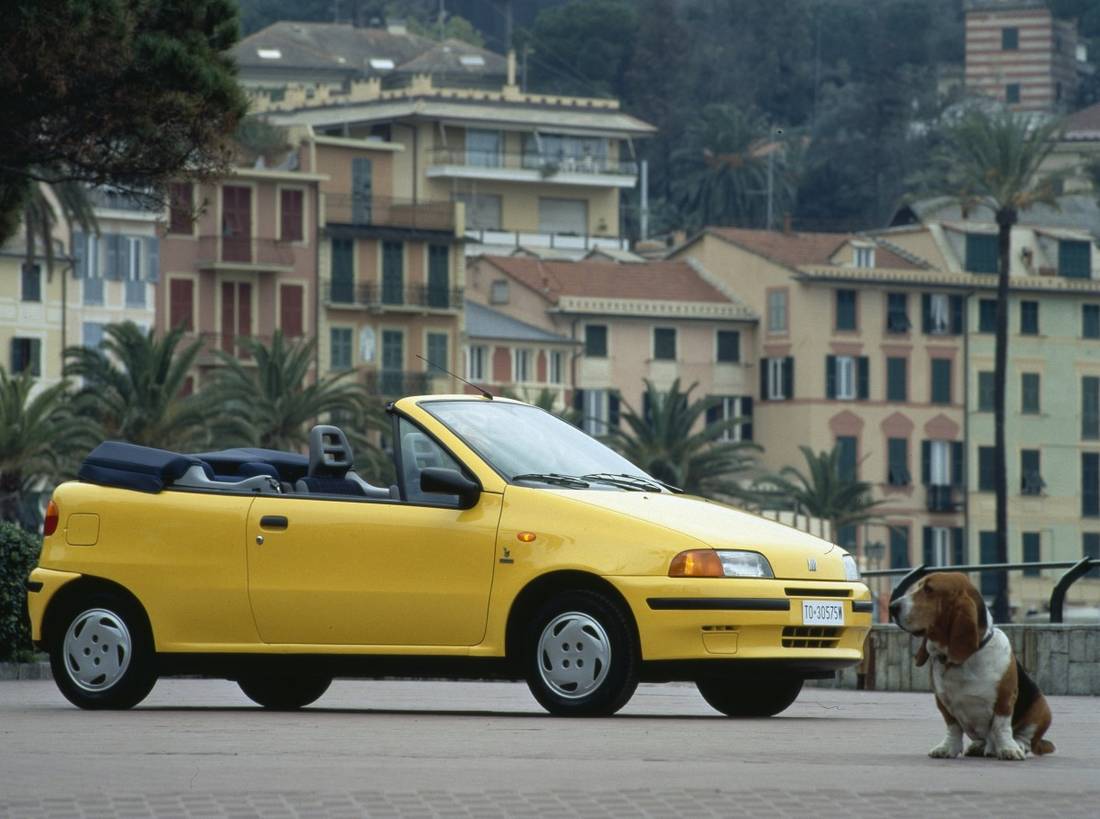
1 679 1097 817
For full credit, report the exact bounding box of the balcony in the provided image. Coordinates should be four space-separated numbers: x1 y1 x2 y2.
926 485 959 513
427 148 639 188
196 236 295 273
365 370 432 397
323 280 463 312
195 332 282 366
324 194 455 234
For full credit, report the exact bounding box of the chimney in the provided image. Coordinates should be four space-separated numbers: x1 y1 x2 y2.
506 49 517 86
783 213 793 234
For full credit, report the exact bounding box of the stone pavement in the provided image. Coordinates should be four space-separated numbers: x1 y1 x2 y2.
1 679 1097 818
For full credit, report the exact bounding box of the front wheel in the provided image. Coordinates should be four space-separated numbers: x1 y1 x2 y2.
524 590 639 717
238 673 332 710
48 591 158 710
696 674 804 717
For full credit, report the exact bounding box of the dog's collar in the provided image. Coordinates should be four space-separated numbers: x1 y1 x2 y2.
977 624 996 651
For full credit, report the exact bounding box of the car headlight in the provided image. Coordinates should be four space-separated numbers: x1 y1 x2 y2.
842 553 861 581
669 549 774 578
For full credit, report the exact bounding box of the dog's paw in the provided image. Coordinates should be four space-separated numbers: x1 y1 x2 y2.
964 741 986 757
994 744 1026 761
929 742 962 759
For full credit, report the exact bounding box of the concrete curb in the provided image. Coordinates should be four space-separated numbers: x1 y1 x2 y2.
0 661 51 680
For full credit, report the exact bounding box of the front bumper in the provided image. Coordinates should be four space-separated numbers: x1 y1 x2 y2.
610 576 872 665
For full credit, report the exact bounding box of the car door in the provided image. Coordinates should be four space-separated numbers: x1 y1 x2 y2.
244 421 501 647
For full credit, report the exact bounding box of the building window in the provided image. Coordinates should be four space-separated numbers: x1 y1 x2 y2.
427 245 450 308
330 327 352 370
854 245 875 268
767 290 787 333
835 289 857 331
457 192 503 230
549 351 564 384
1022 532 1040 576
585 324 608 358
1021 373 1040 414
1021 449 1044 496
923 439 961 487
923 293 961 334
826 355 867 400
978 371 994 412
1084 305 1100 338
467 345 486 381
426 333 449 373
979 299 997 333
167 182 193 235
931 358 952 404
887 437 910 486
705 396 753 442
21 263 41 302
280 188 304 242
330 238 355 303
466 128 502 167
923 526 957 567
762 357 792 401
1020 301 1039 335
1084 533 1100 578
1006 83 1021 104
1084 376 1100 439
381 241 403 305
82 322 106 350
279 284 303 338
886 357 907 402
1059 240 1091 278
513 348 531 382
1002 27 1019 50
978 446 995 492
965 233 998 274
574 389 619 437
890 527 910 569
168 278 194 332
9 338 41 376
886 293 910 333
490 279 509 305
836 436 857 481
653 327 676 361
1083 453 1100 516
716 330 740 363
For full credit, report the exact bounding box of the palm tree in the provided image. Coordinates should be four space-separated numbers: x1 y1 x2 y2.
501 386 580 426
759 446 885 544
605 379 760 499
64 322 208 450
941 110 1061 622
207 331 362 451
0 368 97 527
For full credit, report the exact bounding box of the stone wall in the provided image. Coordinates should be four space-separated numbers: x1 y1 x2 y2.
821 624 1100 695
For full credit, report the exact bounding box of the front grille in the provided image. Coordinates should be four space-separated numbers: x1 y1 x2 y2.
785 587 851 598
782 626 842 649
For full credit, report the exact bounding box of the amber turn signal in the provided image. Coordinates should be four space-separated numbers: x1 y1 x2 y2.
43 500 59 537
516 531 537 543
668 549 724 577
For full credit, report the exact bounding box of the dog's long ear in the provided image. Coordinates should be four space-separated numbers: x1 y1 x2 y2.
914 638 929 667
946 591 981 665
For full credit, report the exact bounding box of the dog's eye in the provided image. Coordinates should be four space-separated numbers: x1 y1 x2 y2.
922 582 934 593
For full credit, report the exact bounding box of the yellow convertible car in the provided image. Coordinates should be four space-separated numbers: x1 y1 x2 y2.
28 395 870 716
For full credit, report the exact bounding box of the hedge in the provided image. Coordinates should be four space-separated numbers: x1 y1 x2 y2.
0 522 41 661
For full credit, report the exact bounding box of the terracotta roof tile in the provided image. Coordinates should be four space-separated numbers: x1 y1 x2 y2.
705 227 921 270
1065 101 1100 138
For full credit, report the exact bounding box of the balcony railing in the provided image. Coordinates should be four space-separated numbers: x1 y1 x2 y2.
365 370 432 397
196 236 295 268
195 332 283 364
325 194 455 232
429 148 638 177
323 279 463 311
926 484 959 513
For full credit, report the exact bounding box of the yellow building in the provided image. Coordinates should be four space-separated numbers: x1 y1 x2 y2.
0 227 66 387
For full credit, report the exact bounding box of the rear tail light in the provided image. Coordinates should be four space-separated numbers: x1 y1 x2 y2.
43 500 59 536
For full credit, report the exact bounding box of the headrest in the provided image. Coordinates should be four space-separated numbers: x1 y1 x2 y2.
308 425 354 478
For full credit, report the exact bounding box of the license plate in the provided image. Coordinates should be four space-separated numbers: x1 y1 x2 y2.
802 600 844 626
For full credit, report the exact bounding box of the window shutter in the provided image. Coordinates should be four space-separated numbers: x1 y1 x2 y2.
783 357 794 399
922 527 934 566
949 295 964 334
951 441 964 487
105 234 121 280
857 356 869 400
10 339 22 373
146 237 160 283
29 339 41 376
741 397 753 441
573 388 585 414
705 400 720 427
921 440 931 485
1085 377 1100 439
952 528 965 566
1083 453 1099 516
72 231 86 279
825 355 836 399
760 358 769 400
921 294 932 333
608 391 621 429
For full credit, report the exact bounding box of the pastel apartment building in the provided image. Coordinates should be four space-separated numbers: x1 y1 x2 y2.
465 256 757 436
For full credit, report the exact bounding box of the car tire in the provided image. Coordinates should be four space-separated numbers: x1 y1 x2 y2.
237 673 332 710
696 674 804 717
524 590 639 717
48 590 158 710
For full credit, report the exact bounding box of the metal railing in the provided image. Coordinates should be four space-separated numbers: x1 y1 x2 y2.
429 148 638 177
926 485 960 513
196 236 295 268
863 559 1100 623
323 279 463 311
364 370 432 397
324 194 455 232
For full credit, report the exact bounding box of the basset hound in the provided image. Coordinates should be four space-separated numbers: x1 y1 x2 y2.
889 572 1054 760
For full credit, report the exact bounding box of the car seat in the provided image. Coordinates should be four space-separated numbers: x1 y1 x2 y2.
295 425 395 499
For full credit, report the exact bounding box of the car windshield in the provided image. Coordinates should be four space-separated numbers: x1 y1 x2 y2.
423 400 656 488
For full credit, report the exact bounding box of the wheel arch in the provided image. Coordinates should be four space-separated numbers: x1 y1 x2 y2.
41 575 155 650
504 570 640 666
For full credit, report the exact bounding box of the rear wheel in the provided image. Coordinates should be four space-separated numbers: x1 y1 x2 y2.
696 674 804 717
523 590 639 717
238 673 332 710
48 591 157 710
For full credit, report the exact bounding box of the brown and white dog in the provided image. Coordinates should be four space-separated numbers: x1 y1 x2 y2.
889 572 1054 760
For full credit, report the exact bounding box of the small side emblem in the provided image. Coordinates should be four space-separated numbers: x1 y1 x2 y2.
807 558 817 572
499 546 514 565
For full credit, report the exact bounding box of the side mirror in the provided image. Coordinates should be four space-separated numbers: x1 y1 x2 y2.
420 467 480 509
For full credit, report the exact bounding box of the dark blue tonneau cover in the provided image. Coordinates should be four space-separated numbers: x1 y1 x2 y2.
192 447 308 483
78 442 212 494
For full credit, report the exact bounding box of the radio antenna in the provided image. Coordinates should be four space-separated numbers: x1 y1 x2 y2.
416 354 493 400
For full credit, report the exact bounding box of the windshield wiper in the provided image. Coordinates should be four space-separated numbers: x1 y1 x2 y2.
511 472 591 488
580 473 681 493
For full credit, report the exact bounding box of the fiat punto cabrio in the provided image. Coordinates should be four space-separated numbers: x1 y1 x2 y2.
28 395 871 716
